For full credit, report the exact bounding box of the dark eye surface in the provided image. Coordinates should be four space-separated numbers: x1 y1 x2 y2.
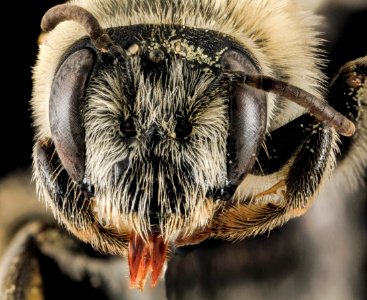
175 115 192 139
120 117 136 138
49 48 94 183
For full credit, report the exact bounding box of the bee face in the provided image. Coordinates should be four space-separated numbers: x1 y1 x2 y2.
84 34 229 238
30 0 365 290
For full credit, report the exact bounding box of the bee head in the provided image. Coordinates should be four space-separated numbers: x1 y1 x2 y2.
35 4 355 289
42 5 268 245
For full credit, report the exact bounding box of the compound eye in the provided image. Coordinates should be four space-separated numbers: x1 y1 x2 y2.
221 50 267 193
120 116 137 138
49 49 94 183
175 114 192 139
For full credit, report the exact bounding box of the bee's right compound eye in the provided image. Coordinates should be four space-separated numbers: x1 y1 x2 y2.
49 49 95 183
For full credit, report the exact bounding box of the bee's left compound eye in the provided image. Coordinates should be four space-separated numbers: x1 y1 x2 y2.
49 49 95 183
221 50 267 196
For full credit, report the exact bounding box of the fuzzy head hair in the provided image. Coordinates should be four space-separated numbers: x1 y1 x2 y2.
84 53 228 240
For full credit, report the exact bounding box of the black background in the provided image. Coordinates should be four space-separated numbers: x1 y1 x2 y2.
0 1 64 177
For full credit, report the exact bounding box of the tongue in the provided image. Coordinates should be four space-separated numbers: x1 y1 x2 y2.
128 233 168 289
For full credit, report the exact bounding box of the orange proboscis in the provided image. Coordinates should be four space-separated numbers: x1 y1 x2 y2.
128 233 168 290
